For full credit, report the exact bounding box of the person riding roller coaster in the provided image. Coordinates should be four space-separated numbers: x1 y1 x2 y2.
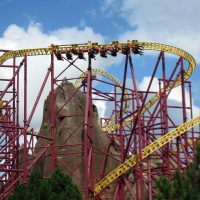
55 42 143 62
122 44 143 55
132 44 143 55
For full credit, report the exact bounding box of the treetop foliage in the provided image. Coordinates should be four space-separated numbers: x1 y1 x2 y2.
156 144 200 200
7 169 82 200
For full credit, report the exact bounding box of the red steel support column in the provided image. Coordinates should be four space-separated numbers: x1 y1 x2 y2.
129 54 144 200
83 54 93 200
146 53 162 200
51 54 55 172
188 82 195 161
161 51 170 177
147 130 152 200
118 54 128 200
88 55 94 199
180 58 189 165
11 57 16 191
16 58 20 185
23 56 28 184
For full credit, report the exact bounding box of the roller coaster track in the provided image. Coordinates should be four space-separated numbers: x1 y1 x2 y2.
94 116 200 195
0 41 195 114
0 40 198 196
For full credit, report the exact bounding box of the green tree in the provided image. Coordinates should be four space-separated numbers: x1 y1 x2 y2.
7 169 81 200
155 144 200 200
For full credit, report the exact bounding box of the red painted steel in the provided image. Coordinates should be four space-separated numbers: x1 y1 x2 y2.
0 49 199 200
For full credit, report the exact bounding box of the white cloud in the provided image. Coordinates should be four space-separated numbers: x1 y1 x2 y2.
138 76 200 123
169 85 190 107
93 99 106 118
0 23 122 131
138 76 159 92
103 0 200 62
1 19 199 143
192 105 200 117
101 0 200 124
0 23 105 49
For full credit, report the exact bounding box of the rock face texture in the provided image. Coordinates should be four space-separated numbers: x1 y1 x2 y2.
33 79 120 198
22 79 171 199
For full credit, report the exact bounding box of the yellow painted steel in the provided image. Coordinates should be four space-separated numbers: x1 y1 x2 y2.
0 40 197 196
0 42 195 78
94 116 200 195
71 42 195 132
101 43 196 132
0 101 3 109
93 43 197 195
74 69 122 87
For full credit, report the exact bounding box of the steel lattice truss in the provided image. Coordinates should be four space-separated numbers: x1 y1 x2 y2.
0 40 199 200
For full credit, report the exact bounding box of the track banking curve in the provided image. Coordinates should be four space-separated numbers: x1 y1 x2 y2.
0 41 198 196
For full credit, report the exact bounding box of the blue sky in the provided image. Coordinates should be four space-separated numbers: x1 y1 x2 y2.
0 0 129 39
0 0 200 130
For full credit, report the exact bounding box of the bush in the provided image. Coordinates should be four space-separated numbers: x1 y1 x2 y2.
155 144 200 200
7 169 81 200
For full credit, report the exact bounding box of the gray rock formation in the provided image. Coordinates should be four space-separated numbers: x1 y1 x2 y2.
33 79 120 198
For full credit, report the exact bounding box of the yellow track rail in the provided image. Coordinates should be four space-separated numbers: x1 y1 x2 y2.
93 43 197 195
100 43 196 132
94 116 200 195
72 42 196 133
0 41 192 133
0 40 198 196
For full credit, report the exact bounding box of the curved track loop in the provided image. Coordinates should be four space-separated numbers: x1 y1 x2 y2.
0 41 198 196
0 41 196 130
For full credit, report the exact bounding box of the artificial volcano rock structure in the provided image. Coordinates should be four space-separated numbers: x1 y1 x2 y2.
20 79 181 199
33 79 120 198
